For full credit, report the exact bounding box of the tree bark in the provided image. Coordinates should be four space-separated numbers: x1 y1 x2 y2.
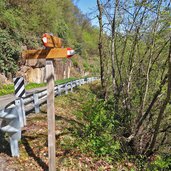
97 0 106 99
111 0 119 94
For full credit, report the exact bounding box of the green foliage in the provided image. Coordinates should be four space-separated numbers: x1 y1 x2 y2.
0 0 99 78
71 57 79 68
74 98 121 159
148 155 171 171
82 29 98 54
55 77 77 85
83 62 89 71
73 42 82 55
0 84 14 96
97 0 171 159
55 19 69 40
25 83 45 90
0 29 19 75
0 82 46 96
3 9 23 30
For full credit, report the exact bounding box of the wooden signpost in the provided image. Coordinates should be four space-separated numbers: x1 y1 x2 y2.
46 59 56 171
42 33 63 48
23 48 75 59
23 33 75 171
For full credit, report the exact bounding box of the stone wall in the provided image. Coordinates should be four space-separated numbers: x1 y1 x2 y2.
0 56 87 85
26 67 46 83
19 59 74 83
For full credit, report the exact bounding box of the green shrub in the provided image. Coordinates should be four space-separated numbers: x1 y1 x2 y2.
0 29 19 76
25 83 45 90
0 84 14 95
55 77 77 85
74 98 121 160
83 62 89 71
71 58 79 68
148 154 171 170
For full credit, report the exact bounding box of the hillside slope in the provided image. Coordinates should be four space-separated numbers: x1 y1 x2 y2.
0 82 117 171
0 0 99 84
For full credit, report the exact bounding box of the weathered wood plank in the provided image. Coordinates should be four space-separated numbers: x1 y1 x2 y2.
46 60 56 171
22 48 68 59
42 33 62 48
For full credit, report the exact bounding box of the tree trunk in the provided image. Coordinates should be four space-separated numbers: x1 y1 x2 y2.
97 0 106 99
146 37 171 155
111 0 119 110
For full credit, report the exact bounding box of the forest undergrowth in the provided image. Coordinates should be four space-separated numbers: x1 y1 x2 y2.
0 82 170 170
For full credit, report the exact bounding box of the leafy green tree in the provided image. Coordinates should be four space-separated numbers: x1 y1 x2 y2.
0 29 19 75
0 0 99 78
96 0 171 158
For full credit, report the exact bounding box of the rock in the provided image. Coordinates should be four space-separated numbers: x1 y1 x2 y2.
54 59 65 80
54 59 73 80
84 72 90 77
15 58 82 84
26 67 46 83
0 74 7 85
0 74 11 86
25 59 45 68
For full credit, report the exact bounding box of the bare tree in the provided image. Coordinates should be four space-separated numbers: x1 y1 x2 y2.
97 0 107 99
96 0 171 156
146 36 171 155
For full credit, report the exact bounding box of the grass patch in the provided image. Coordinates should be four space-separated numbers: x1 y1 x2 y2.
25 83 46 90
55 77 77 85
0 84 15 96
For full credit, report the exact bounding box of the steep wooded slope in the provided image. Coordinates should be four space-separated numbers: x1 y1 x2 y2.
0 0 99 80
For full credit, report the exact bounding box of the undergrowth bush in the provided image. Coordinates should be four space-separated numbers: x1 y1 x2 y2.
57 83 170 170
148 154 171 170
0 29 19 76
74 97 121 161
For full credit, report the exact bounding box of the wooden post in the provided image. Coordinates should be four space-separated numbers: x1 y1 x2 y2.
46 60 56 171
22 34 75 170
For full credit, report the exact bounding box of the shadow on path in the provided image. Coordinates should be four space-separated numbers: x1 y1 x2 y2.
0 131 11 156
55 115 84 128
21 135 48 171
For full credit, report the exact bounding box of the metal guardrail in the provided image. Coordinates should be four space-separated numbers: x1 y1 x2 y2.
0 77 98 157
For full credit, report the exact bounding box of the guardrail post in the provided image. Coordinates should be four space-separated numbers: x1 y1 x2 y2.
13 77 26 98
82 79 85 85
65 84 68 94
10 138 20 157
15 99 26 127
58 85 61 96
71 82 73 92
75 80 78 86
0 106 21 157
72 81 76 88
78 80 81 86
33 93 40 113
84 78 86 84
